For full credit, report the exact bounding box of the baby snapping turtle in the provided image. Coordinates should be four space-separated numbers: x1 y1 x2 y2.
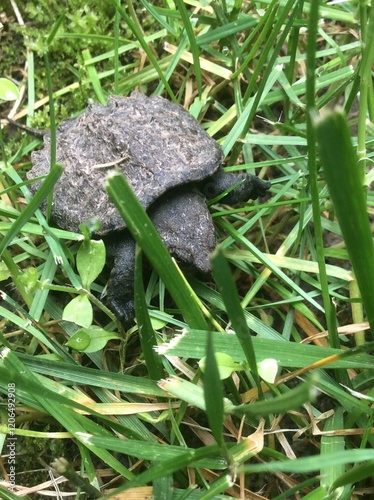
28 92 270 325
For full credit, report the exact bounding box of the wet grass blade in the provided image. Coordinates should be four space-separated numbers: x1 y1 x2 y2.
106 170 208 330
314 109 374 338
17 353 165 397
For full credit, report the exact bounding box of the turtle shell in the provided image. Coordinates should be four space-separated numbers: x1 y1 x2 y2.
28 92 224 234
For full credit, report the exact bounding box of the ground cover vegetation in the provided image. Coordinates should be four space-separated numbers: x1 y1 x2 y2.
0 0 374 498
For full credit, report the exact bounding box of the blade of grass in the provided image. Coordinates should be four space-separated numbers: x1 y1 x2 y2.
272 477 320 500
225 249 352 282
357 0 374 177
203 331 225 447
0 488 32 500
99 443 221 495
0 248 32 307
283 0 304 118
238 449 374 475
195 474 233 500
26 50 35 127
17 353 166 397
320 406 345 491
74 433 223 469
109 0 175 100
80 30 167 65
51 457 102 499
314 109 374 340
209 1 250 82
0 298 77 360
140 0 178 36
305 0 335 346
158 329 374 370
221 64 282 155
45 9 66 46
316 373 373 419
331 459 374 492
219 219 325 314
82 48 106 104
196 15 257 47
162 373 315 417
230 376 316 417
163 42 232 80
231 0 278 80
43 44 59 222
256 0 354 23
174 0 202 95
113 0 121 94
154 36 189 95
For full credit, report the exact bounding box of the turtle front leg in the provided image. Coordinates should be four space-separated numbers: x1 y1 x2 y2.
105 233 136 327
202 168 270 203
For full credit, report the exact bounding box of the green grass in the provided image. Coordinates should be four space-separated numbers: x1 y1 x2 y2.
1 0 374 498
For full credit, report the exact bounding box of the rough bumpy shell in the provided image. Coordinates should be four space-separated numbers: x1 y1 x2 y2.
28 92 224 234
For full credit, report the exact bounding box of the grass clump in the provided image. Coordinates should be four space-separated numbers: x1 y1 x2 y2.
1 0 374 498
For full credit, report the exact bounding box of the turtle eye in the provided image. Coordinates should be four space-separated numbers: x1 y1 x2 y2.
202 181 219 200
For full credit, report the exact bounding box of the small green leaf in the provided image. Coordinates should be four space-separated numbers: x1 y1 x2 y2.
72 326 121 353
199 352 243 380
76 239 106 289
62 295 93 328
66 330 90 351
150 312 174 331
0 78 19 101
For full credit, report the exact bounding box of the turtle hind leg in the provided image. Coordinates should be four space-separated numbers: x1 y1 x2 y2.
150 190 216 274
104 190 217 326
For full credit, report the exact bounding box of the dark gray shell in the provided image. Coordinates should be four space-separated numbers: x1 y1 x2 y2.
28 92 224 234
